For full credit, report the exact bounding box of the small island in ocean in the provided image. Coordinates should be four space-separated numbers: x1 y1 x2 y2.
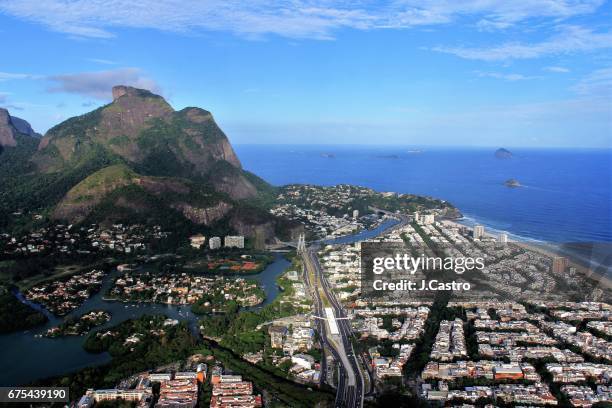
495 148 513 159
320 153 335 158
376 154 400 159
504 178 521 188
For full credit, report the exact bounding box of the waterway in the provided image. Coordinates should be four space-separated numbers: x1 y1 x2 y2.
321 218 400 246
0 253 290 386
0 216 398 387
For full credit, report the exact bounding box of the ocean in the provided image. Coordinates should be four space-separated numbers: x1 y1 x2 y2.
235 145 612 244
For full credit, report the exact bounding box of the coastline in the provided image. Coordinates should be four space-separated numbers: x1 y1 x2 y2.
238 145 612 244
443 218 612 292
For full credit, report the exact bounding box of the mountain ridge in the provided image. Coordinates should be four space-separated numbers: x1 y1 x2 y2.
0 86 300 243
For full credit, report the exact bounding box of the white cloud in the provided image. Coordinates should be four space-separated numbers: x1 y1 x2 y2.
475 71 536 81
433 25 612 61
47 68 161 100
0 68 159 99
389 0 604 29
87 58 118 65
0 0 604 39
0 71 41 81
571 67 612 97
544 66 571 73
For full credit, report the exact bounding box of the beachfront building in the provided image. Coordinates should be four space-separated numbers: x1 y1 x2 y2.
473 225 485 240
552 257 568 274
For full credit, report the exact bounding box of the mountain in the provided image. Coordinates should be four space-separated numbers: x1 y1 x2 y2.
0 108 40 148
0 108 17 148
0 108 39 177
9 116 41 138
35 86 257 200
0 86 299 243
1 108 19 148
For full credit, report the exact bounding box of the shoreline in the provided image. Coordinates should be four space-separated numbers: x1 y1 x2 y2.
443 218 612 292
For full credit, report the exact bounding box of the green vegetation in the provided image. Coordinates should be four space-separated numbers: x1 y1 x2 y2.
37 315 196 398
403 292 453 378
67 164 137 193
0 287 48 333
277 184 457 219
242 171 279 207
108 135 131 147
200 256 301 353
465 318 480 360
0 132 38 181
532 360 573 408
3 258 110 290
34 305 330 407
45 310 111 337
0 142 123 228
197 340 334 408
0 87 287 246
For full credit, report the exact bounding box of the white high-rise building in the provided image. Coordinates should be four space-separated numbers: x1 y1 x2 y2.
422 214 435 225
224 235 245 249
413 212 420 224
552 257 568 274
473 225 485 240
209 236 221 250
352 209 359 219
498 233 508 244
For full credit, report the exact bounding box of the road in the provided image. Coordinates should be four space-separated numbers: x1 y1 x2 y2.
301 210 410 407
304 247 363 408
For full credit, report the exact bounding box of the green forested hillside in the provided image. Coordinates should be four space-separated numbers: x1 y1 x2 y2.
0 86 294 243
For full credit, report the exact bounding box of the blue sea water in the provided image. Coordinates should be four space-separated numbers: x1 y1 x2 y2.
235 145 612 244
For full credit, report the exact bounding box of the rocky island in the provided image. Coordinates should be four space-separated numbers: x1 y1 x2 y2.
495 147 513 159
504 178 521 187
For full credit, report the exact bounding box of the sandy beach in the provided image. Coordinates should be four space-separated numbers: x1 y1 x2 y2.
442 219 612 292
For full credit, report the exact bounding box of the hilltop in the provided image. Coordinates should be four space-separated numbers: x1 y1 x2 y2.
0 86 298 243
34 86 257 200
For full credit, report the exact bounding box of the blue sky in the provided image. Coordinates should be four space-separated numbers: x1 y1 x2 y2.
0 0 611 147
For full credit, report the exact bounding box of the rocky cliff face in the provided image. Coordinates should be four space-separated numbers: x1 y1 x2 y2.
34 85 257 201
172 201 233 225
0 108 17 147
9 115 40 138
99 86 174 149
1 86 286 243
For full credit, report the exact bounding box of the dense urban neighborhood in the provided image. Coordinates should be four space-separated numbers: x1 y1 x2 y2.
0 183 609 407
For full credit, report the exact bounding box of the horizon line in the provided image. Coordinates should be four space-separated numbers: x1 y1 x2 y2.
233 143 612 150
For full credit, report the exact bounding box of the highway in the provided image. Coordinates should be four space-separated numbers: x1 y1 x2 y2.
304 247 363 408
301 210 410 407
